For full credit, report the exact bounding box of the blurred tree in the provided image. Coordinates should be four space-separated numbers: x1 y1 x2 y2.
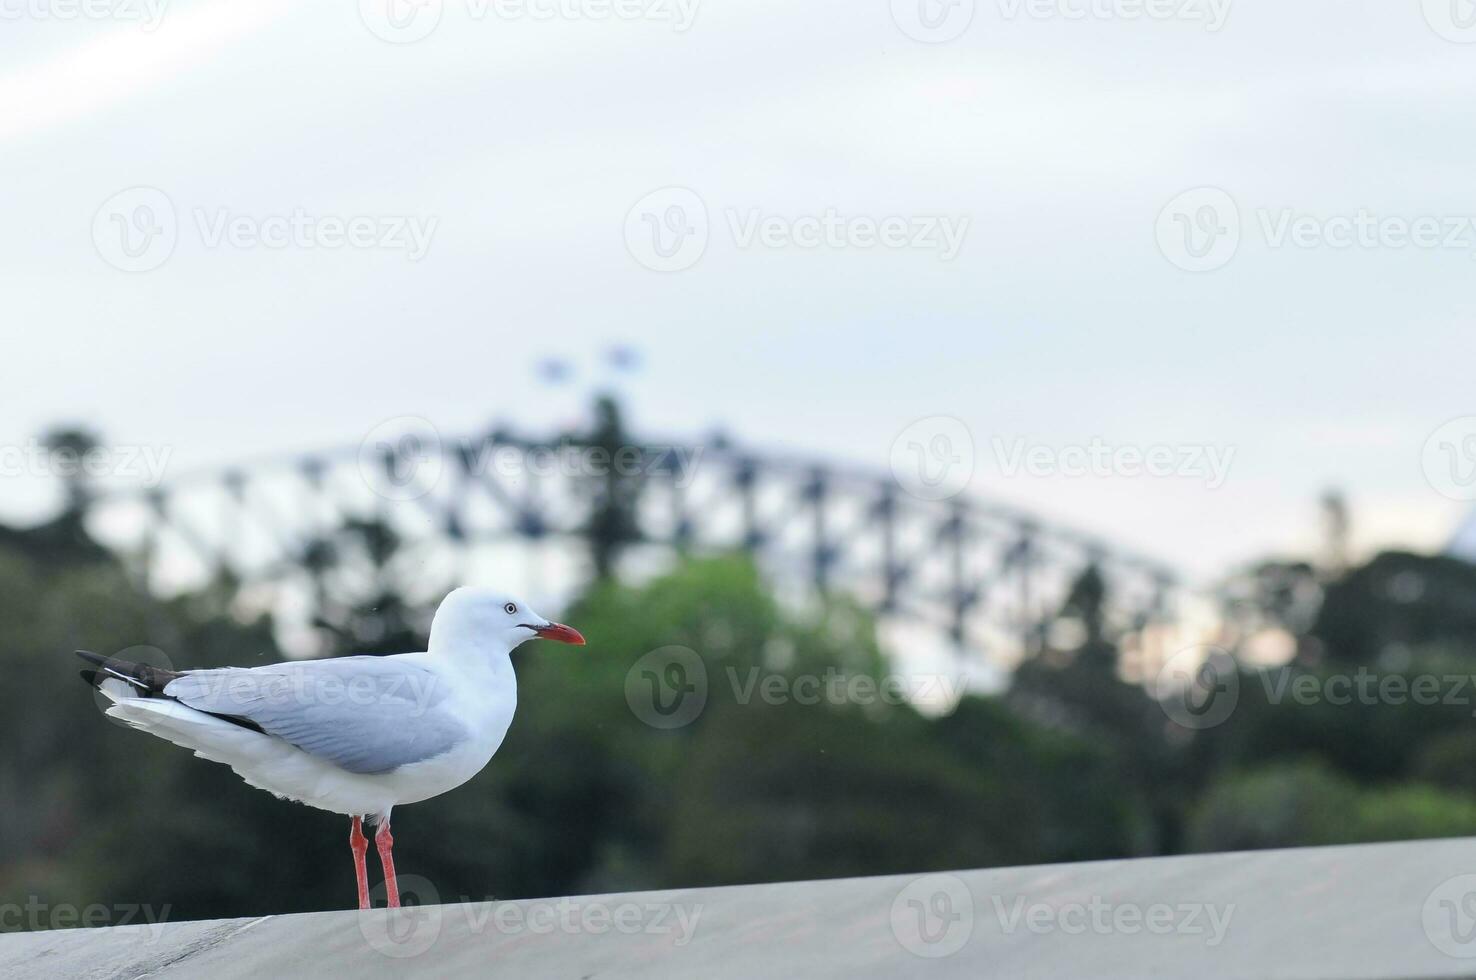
304 517 425 655
1008 566 1191 854
42 426 100 516
8 475 1476 933
1188 761 1476 852
0 427 111 570
1312 551 1476 667
570 395 645 580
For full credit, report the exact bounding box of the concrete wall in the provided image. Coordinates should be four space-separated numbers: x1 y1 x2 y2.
5 838 1476 978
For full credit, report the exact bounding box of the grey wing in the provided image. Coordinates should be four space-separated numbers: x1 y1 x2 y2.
164 656 469 775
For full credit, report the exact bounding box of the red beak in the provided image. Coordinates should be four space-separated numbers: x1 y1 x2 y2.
534 622 586 645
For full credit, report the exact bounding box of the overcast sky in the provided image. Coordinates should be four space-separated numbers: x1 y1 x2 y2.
3 0 1474 584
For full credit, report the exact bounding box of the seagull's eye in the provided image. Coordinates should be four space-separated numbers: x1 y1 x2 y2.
504 602 517 615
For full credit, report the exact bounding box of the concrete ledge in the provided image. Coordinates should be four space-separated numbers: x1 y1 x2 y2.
5 838 1476 978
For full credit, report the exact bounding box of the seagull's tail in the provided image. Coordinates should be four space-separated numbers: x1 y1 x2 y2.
79 668 318 810
75 649 180 702
75 650 294 784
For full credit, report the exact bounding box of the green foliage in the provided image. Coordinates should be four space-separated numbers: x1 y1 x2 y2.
1313 551 1476 666
1187 761 1476 853
7 532 1476 930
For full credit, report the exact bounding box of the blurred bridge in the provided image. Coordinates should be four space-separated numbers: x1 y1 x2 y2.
78 417 1191 663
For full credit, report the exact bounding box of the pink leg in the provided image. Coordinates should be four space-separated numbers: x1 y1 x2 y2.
350 817 370 910
375 821 400 909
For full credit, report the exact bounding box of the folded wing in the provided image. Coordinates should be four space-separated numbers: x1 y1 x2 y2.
164 656 468 775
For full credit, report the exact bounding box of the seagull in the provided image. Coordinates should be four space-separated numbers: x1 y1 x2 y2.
75 587 585 910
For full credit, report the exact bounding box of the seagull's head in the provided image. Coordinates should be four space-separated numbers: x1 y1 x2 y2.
430 587 586 656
